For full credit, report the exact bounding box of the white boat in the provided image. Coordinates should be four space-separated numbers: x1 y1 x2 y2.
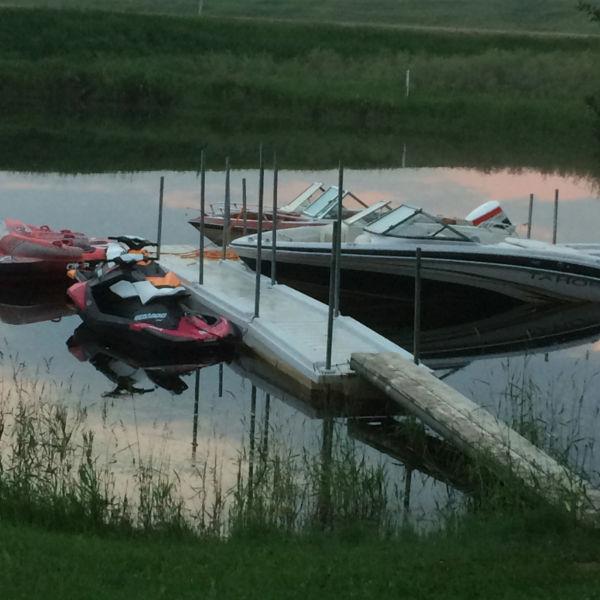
230 201 600 304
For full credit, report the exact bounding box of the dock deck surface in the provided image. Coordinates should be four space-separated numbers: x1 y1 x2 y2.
159 247 411 386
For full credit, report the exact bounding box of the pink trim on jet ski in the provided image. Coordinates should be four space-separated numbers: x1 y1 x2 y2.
67 282 87 311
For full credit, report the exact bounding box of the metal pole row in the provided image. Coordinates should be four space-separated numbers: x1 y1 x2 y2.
527 189 559 243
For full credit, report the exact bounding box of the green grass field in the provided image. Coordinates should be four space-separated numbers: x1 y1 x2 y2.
0 8 599 173
2 0 598 34
1 512 600 599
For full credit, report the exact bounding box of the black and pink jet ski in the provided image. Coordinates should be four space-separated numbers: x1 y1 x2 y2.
0 219 107 280
67 236 238 351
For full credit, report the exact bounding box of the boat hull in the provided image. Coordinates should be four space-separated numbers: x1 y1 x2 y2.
235 244 600 304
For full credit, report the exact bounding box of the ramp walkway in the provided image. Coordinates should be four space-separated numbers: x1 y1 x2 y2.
351 352 600 522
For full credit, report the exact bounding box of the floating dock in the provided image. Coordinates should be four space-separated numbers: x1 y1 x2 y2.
159 246 412 399
161 245 600 519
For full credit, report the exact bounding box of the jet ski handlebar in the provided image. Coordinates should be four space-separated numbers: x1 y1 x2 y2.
113 253 155 267
108 236 158 251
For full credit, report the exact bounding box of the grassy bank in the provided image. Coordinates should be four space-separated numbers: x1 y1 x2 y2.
1 512 600 599
0 356 599 597
1 8 600 174
4 0 599 34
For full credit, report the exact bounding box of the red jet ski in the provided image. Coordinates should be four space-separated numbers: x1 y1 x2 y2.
67 236 238 352
0 219 107 280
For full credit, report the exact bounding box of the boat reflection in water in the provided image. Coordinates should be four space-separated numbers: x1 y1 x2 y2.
66 324 234 397
357 298 600 372
0 283 73 325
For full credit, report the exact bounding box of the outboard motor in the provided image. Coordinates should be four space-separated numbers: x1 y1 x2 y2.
465 201 515 235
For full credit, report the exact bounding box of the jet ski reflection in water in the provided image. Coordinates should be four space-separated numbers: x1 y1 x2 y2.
67 324 230 397
67 236 239 352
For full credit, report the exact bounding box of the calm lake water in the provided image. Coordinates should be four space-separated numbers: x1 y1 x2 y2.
1 165 599 524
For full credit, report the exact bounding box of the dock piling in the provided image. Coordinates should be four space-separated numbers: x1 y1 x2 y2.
527 193 534 239
317 417 334 526
271 152 278 285
192 369 200 459
242 178 248 237
261 393 271 461
248 385 257 507
156 175 164 259
333 163 343 317
199 150 205 284
552 189 559 244
254 145 264 319
403 467 413 511
218 363 223 398
223 157 231 259
413 247 422 365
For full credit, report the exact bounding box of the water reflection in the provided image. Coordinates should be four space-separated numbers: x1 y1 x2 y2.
66 324 231 397
1 166 600 523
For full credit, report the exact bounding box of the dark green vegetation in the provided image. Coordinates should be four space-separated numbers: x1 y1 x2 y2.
5 0 599 34
1 8 600 173
1 513 600 599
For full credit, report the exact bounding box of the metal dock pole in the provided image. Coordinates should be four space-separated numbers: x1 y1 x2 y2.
403 467 413 512
552 189 559 244
248 384 257 507
222 157 231 259
254 145 264 319
325 182 338 370
199 151 205 284
192 369 200 459
242 177 248 237
271 152 278 285
413 247 422 365
156 175 164 259
333 163 343 317
261 393 271 459
527 193 534 239
218 363 223 398
317 417 334 527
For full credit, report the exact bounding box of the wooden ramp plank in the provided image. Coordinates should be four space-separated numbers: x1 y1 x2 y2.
351 352 600 521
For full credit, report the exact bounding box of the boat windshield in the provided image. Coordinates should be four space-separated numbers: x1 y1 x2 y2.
301 187 340 218
365 205 473 241
344 200 391 225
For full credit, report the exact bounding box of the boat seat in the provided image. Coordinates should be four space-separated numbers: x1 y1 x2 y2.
318 222 349 243
354 232 375 244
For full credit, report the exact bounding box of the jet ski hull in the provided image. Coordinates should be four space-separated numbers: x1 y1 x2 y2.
67 279 238 353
